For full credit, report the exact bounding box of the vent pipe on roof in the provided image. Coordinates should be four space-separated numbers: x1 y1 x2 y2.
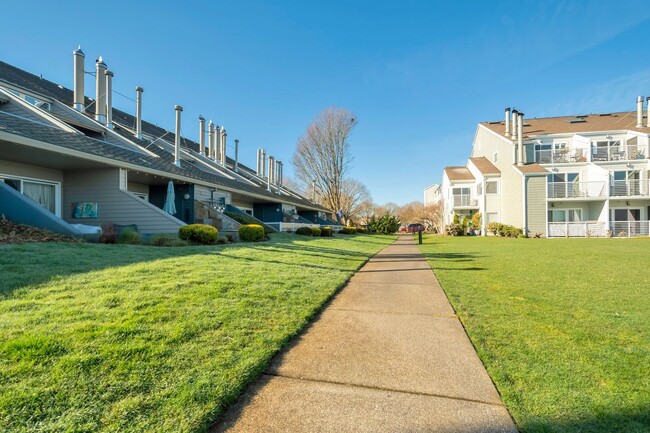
234 139 239 172
636 96 644 128
517 112 524 166
275 160 281 186
511 109 518 141
174 105 183 167
214 124 221 162
256 148 262 176
73 47 85 112
208 121 215 159
278 161 283 189
95 57 107 124
220 127 227 167
198 116 206 155
267 156 275 191
504 107 511 136
135 86 143 139
261 149 267 178
105 70 114 129
646 97 650 128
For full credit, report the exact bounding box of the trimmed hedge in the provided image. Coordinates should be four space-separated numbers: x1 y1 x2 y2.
295 227 313 236
486 222 523 238
238 224 265 242
444 223 463 236
320 226 333 237
223 211 275 235
339 226 357 235
356 227 368 234
178 224 218 245
311 227 322 237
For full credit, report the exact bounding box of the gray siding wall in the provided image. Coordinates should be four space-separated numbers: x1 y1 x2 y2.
525 176 547 237
194 185 230 205
0 159 63 182
63 168 184 234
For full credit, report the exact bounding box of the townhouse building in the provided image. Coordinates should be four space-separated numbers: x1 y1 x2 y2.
0 48 338 238
438 102 650 237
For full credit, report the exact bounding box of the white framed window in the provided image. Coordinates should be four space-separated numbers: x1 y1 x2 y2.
548 208 582 223
485 212 499 223
1 174 61 217
486 181 498 194
493 152 498 163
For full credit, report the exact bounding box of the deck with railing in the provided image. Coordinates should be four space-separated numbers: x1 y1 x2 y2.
547 221 650 237
535 143 648 164
452 195 479 207
610 179 650 197
547 181 606 199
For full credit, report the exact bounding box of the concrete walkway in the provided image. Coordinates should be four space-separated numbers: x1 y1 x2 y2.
211 236 518 433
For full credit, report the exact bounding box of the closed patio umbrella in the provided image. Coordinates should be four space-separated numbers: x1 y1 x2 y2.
162 180 176 215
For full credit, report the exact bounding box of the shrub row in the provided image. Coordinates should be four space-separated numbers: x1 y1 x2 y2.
295 226 325 237
486 222 523 238
320 226 333 237
444 223 463 236
339 226 357 235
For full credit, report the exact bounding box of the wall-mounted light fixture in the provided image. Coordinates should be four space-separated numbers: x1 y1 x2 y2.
183 193 190 200
626 201 630 206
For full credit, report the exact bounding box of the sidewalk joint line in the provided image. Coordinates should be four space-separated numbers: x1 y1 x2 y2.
262 373 506 408
329 307 457 319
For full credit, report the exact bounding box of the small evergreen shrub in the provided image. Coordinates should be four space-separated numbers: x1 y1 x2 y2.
178 224 218 245
486 222 500 236
118 228 141 245
356 227 368 234
216 238 227 245
149 234 177 247
367 213 401 234
453 214 460 224
339 226 357 235
238 224 265 242
295 226 313 236
311 227 322 237
485 222 523 238
320 226 333 237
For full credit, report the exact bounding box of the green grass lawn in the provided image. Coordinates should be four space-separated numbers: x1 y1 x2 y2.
418 235 650 433
0 233 394 433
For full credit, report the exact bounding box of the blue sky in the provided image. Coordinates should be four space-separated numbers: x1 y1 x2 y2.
2 1 650 204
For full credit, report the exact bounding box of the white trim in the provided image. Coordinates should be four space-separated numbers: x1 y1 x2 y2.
0 172 62 217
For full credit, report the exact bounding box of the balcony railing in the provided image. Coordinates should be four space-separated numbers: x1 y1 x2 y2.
609 179 650 197
610 221 650 237
547 181 606 199
536 148 587 164
591 144 648 162
265 222 321 232
453 195 478 207
547 222 607 237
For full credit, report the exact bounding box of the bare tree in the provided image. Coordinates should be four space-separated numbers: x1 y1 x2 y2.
398 201 424 225
293 107 357 213
420 203 443 233
339 178 371 225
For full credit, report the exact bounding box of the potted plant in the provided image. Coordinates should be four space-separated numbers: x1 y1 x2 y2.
471 213 482 236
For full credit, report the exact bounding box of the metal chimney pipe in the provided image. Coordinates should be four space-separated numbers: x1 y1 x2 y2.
220 127 227 166
517 112 524 166
275 160 281 185
261 149 267 177
174 105 183 167
208 121 215 159
256 148 262 175
214 124 221 162
278 161 283 188
511 109 518 141
198 116 206 155
234 139 239 172
95 57 107 124
504 107 511 136
135 86 143 139
646 97 650 128
105 71 114 129
73 47 85 112
636 96 644 128
267 156 275 191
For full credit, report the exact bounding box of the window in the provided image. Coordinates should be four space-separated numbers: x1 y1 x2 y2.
485 181 498 194
493 152 498 163
132 192 149 201
535 143 552 163
547 172 579 198
548 209 582 223
2 176 58 215
6 89 51 110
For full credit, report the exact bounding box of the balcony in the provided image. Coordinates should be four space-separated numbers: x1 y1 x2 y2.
536 148 587 164
610 221 650 237
548 222 608 237
591 143 648 162
547 181 606 199
609 179 650 197
452 195 478 208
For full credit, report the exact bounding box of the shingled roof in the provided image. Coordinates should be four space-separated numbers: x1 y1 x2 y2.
481 111 650 138
444 166 474 181
0 60 327 211
469 157 500 175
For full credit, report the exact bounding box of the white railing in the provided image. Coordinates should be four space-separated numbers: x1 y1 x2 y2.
591 144 648 162
609 179 650 197
610 221 650 237
547 222 607 237
265 222 321 232
547 181 606 199
536 148 587 164
453 195 479 207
